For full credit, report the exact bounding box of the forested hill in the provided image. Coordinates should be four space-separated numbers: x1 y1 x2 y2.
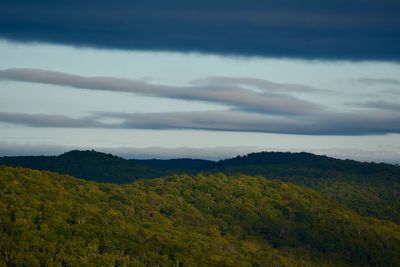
1 166 400 266
0 150 213 183
1 150 399 184
1 150 400 223
212 151 400 179
210 152 400 224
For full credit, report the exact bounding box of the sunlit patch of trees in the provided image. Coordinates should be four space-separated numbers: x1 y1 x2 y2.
1 167 399 266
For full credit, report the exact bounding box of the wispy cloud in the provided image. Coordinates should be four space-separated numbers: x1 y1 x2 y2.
356 78 400 86
98 110 400 135
0 112 109 128
351 101 400 111
1 109 400 136
191 76 322 93
1 68 399 135
0 68 322 116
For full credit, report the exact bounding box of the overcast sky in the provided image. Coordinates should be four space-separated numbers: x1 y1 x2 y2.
0 1 399 163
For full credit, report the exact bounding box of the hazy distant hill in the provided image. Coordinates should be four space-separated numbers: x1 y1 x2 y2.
1 150 400 223
1 166 399 266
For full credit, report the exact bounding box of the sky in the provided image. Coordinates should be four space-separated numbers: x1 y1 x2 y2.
0 0 400 163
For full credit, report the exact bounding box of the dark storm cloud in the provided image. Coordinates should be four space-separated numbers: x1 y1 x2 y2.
0 68 323 116
0 0 399 60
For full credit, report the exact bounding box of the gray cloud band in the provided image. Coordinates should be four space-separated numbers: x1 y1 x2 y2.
0 112 109 128
1 110 400 136
1 68 400 135
0 68 322 116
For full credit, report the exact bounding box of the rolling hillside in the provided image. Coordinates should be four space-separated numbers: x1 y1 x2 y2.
209 152 400 223
1 166 399 266
1 150 400 224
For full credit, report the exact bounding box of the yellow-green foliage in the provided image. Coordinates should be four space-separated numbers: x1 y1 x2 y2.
0 167 399 267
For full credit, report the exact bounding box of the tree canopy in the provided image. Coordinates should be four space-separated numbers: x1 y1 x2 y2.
1 166 400 266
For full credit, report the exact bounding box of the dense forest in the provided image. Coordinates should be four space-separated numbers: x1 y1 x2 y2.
1 166 400 266
1 150 400 224
210 152 400 224
0 150 212 184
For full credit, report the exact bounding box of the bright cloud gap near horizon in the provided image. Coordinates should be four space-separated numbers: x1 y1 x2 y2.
0 41 400 163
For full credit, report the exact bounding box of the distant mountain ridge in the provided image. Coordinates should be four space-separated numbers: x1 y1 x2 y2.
1 149 398 182
1 149 400 223
0 150 213 183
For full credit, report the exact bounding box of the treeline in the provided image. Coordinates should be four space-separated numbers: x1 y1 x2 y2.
0 150 212 183
1 167 400 266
